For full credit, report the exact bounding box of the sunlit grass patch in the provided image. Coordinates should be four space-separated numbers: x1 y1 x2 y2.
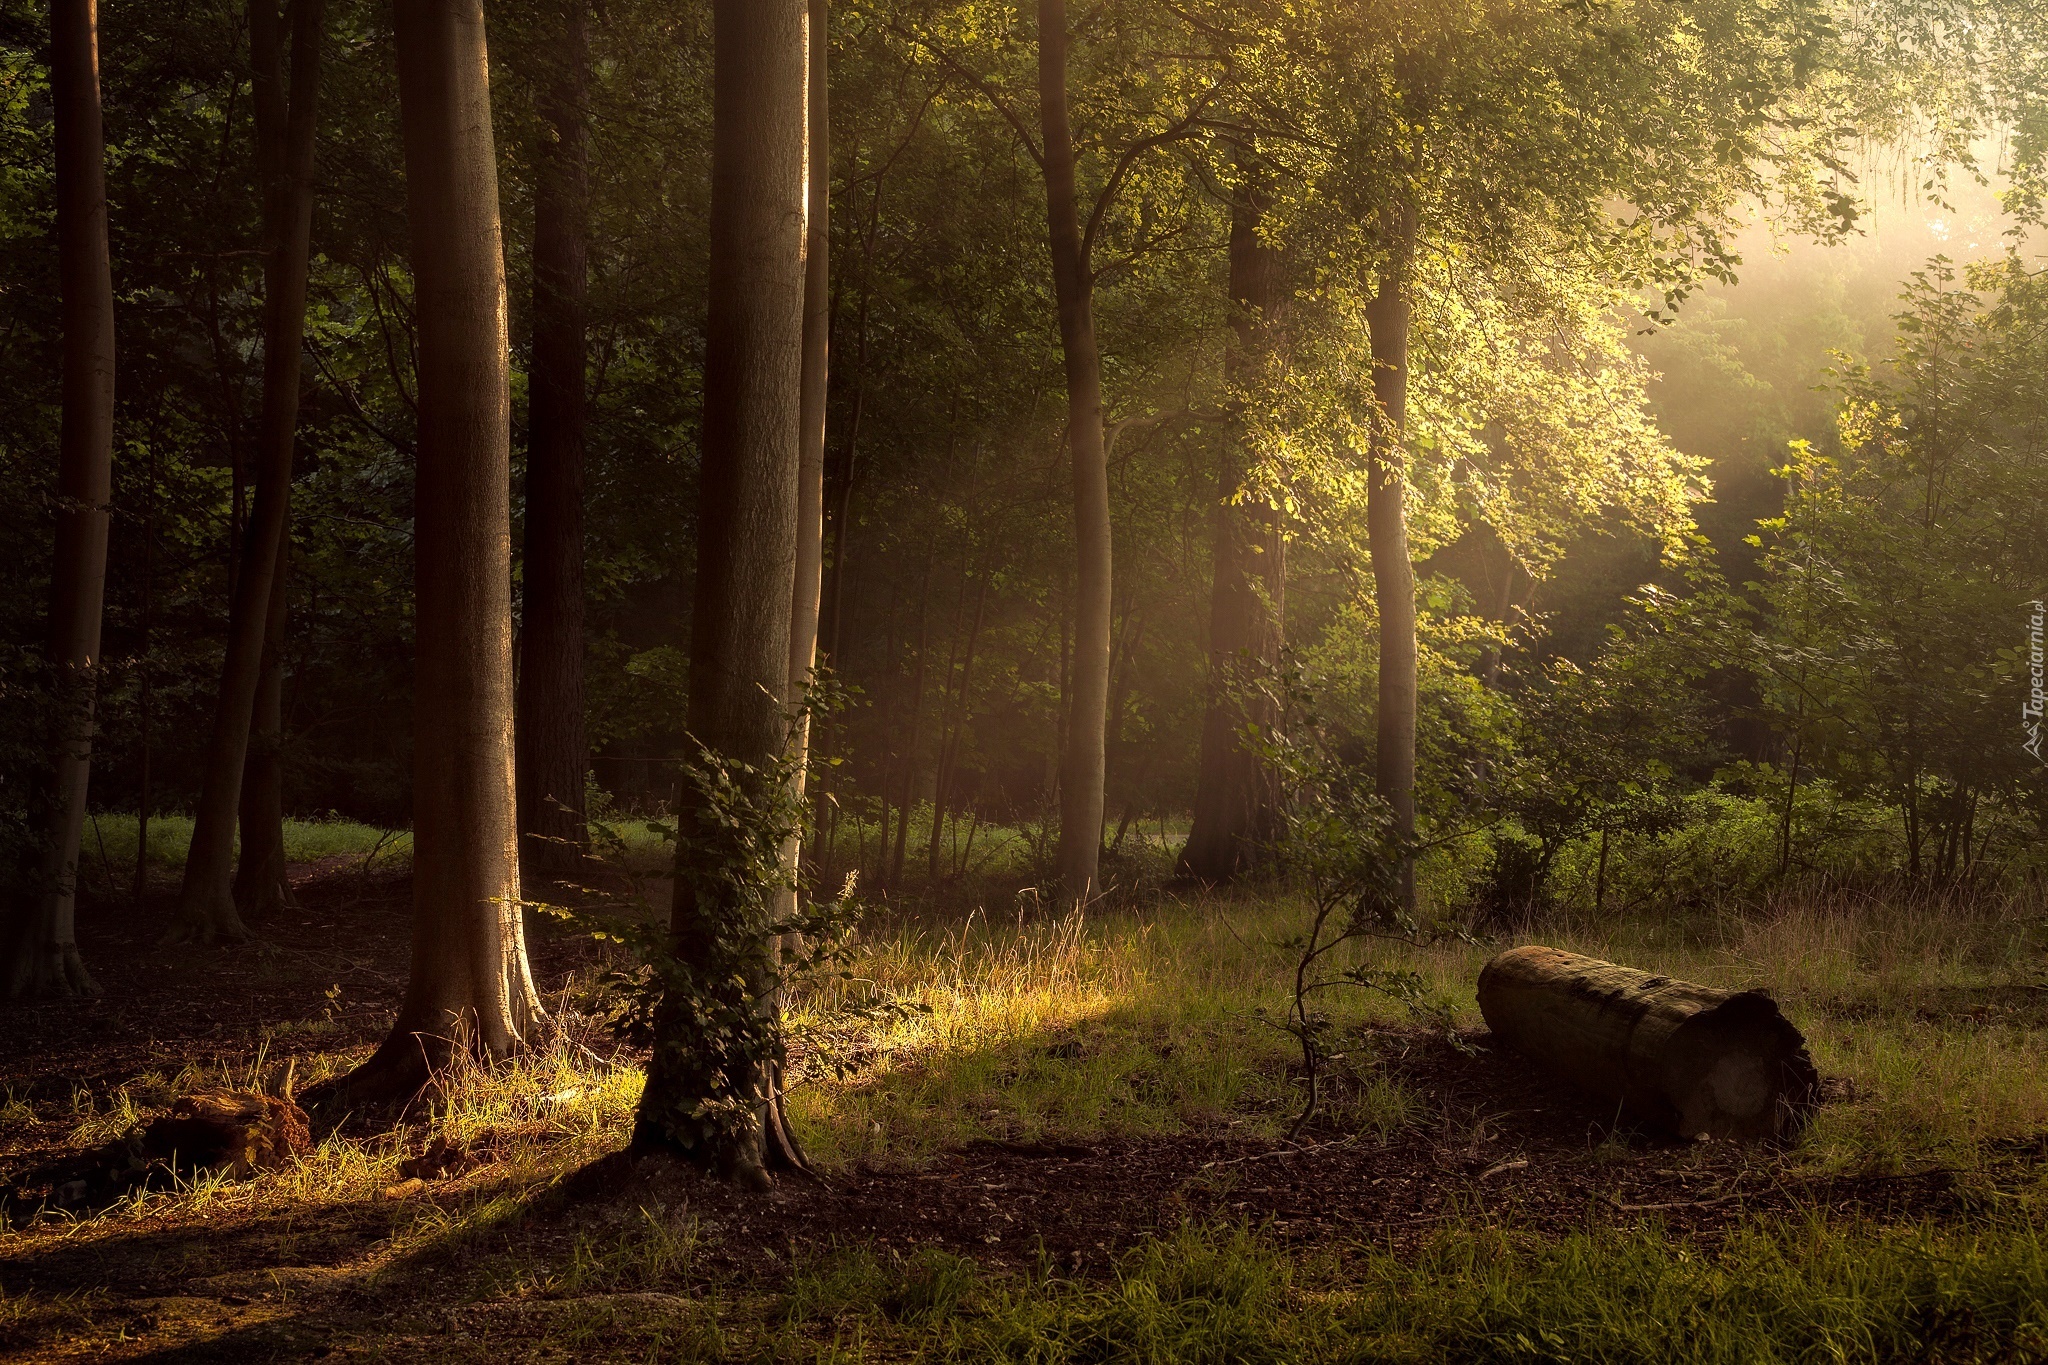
766 880 2048 1169
781 897 1452 1163
24 1034 641 1240
1801 1021 2048 1171
21 872 2048 1262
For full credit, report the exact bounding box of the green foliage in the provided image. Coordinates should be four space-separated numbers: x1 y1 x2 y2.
1755 256 2048 886
1483 577 1722 915
1240 661 1472 1137
602 733 811 1162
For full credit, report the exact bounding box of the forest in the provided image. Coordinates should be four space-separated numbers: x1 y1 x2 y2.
4 0 2048 1358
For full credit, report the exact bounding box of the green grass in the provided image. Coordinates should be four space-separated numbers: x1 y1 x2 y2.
773 882 2048 1170
755 1213 2048 1363
58 806 2048 1174
78 811 411 888
16 818 2048 1361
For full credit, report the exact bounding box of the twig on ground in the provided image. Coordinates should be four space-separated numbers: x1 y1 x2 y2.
1200 1135 1360 1170
1606 1190 1741 1212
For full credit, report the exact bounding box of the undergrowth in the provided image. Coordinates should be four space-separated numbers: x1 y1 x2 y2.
760 1213 2048 1363
8 878 2048 1359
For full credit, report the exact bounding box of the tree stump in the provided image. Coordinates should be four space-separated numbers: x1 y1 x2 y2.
14 1089 313 1216
134 1090 312 1177
1476 945 1819 1140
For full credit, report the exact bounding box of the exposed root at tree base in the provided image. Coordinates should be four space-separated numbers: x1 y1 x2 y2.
1 945 98 1000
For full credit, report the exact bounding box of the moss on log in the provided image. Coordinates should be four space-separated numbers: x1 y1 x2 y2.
1477 945 1819 1141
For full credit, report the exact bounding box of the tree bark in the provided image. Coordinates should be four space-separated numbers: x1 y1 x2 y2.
777 0 828 924
631 0 808 1184
170 0 324 942
887 544 936 889
234 537 293 917
1365 216 1418 913
515 0 592 886
791 0 828 714
1039 0 1111 906
928 570 987 880
7 0 114 997
134 439 157 909
760 0 829 1175
324 0 538 1109
1477 945 1819 1140
1180 197 1285 884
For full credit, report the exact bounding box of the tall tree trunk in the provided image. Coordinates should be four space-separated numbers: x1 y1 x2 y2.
325 0 539 1108
7 0 114 997
790 0 828 712
928 569 987 881
134 438 156 909
778 0 828 922
170 0 324 942
817 110 897 670
515 0 591 886
1038 0 1111 906
1365 216 1418 912
1180 197 1286 884
761 0 829 1173
632 0 808 1185
234 539 293 916
888 545 936 889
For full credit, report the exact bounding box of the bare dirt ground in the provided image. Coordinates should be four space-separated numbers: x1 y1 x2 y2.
2 864 2035 1361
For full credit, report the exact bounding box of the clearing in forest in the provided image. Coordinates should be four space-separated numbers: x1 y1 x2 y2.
4 846 2046 1361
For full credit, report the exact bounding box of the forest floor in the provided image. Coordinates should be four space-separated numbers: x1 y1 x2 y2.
3 846 2048 1361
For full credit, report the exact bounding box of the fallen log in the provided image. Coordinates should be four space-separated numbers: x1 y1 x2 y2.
1476 945 1819 1141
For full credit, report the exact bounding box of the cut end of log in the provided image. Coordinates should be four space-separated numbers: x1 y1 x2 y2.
1477 945 1819 1142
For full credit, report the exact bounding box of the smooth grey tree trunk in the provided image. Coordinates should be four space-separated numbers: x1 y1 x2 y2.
1039 0 1111 907
790 0 828 727
7 0 115 998
632 0 808 1184
325 0 539 1108
171 0 325 942
775 0 828 931
515 0 591 886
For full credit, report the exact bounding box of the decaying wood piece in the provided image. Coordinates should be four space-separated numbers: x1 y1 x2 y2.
1476 945 1819 1141
134 1090 313 1176
11 1090 312 1216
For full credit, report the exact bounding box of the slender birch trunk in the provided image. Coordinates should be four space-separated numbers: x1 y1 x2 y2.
1365 215 1419 912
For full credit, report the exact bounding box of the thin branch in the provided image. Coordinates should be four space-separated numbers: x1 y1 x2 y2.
303 338 415 455
1081 85 1224 266
885 21 1042 169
